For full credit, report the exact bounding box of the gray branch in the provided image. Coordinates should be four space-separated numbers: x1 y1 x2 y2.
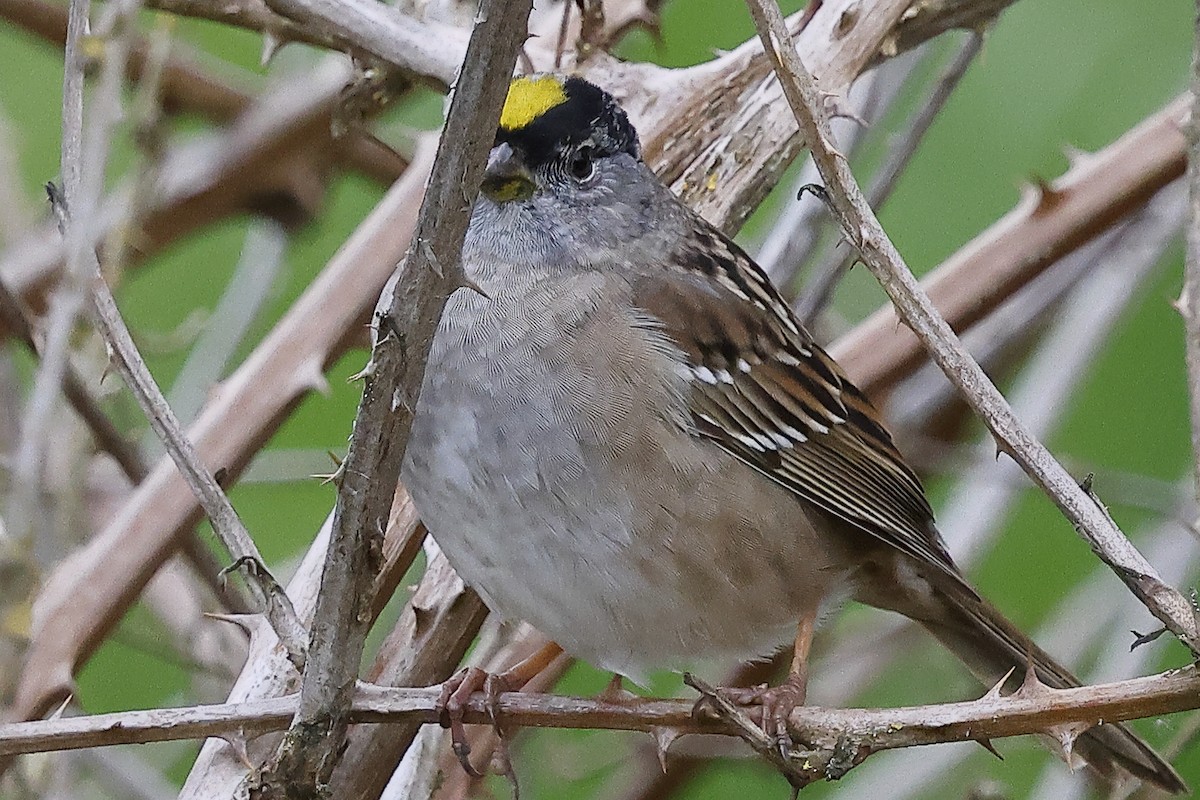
745 0 1200 653
3 668 1200 765
248 1 534 795
44 190 309 667
1184 0 1200 500
795 29 984 325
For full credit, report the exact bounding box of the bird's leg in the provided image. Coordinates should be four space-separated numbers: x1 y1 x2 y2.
437 640 565 776
720 613 815 754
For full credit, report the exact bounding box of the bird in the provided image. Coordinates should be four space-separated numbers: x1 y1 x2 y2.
399 72 1185 793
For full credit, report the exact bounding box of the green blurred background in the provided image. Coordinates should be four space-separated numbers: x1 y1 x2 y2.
0 0 1195 797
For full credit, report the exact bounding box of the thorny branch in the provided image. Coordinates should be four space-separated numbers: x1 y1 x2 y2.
34 3 309 667
1184 0 1200 499
745 0 1200 653
44 182 308 666
832 93 1188 396
0 3 1190 796
7 0 99 552
795 29 985 325
260 0 467 88
248 1 533 796
3 666 1200 769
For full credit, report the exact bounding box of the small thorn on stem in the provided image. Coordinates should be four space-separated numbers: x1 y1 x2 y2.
1130 626 1168 651
649 725 681 772
220 730 254 768
48 694 74 721
1031 177 1065 213
260 32 283 66
975 738 1004 761
1015 659 1053 699
981 666 1015 700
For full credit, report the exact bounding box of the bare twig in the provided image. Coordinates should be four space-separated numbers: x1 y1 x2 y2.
249 2 534 795
878 0 1010 60
935 183 1186 565
8 0 99 548
0 54 406 308
1031 511 1200 800
833 94 1188 396
1184 0 1200 499
850 492 1200 800
178 488 424 799
397 624 569 800
326 541 490 799
833 193 1193 800
45 185 308 665
755 48 917 289
746 0 1200 652
886 235 1106 434
5 667 1200 763
795 28 984 325
261 0 468 88
160 220 288 438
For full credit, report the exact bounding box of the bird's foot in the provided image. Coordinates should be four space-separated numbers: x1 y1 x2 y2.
686 672 817 795
436 641 563 793
436 666 513 778
718 671 807 759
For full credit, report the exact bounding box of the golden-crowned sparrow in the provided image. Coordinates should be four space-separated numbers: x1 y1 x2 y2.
400 74 1184 792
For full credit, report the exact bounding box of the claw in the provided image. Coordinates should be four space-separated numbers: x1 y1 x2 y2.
436 666 488 777
435 643 562 784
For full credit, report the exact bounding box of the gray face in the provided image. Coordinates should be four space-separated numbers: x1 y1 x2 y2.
465 141 680 276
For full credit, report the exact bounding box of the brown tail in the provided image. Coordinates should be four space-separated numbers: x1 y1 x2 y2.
871 576 1187 794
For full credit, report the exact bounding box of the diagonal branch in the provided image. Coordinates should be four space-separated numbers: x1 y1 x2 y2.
795 28 985 325
832 93 1188 395
0 277 145 483
260 0 469 88
745 0 1200 653
45 183 308 667
248 1 534 795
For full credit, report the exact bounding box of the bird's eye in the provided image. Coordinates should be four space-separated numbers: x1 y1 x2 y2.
569 148 595 182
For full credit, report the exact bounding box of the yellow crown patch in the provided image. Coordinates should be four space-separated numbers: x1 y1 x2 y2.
500 76 568 132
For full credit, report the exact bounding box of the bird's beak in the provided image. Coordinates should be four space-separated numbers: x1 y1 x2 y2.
480 142 535 203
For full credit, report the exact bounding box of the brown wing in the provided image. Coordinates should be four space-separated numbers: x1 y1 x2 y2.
632 220 966 586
